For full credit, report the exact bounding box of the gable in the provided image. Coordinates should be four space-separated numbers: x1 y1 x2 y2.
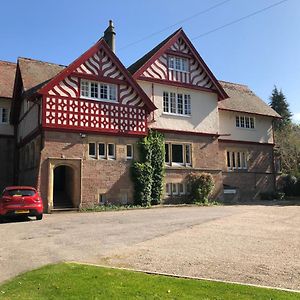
130 29 227 100
39 38 156 112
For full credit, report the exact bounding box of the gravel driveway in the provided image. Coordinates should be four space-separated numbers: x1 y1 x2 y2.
1 205 299 290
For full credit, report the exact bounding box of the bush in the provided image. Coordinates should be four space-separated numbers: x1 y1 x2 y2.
187 172 215 203
131 162 153 206
282 174 297 196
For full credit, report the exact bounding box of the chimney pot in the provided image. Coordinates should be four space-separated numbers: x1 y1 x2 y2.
104 20 116 53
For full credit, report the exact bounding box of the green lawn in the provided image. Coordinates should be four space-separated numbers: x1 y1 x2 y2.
0 263 298 300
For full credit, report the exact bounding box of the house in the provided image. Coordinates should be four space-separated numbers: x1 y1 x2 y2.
0 61 16 191
5 21 279 211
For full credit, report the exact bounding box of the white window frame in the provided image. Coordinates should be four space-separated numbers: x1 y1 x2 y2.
107 143 116 160
165 182 188 196
165 142 192 167
163 92 191 116
235 115 255 129
126 144 133 160
98 143 106 159
227 150 248 171
0 108 9 124
80 80 118 103
168 56 189 72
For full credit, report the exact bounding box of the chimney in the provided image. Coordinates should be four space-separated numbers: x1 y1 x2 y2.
104 20 116 53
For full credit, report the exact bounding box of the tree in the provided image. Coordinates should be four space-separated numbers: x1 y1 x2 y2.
269 86 292 130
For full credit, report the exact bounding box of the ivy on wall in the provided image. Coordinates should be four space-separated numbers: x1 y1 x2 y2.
131 130 165 206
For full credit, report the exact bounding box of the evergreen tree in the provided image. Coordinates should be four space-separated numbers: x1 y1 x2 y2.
269 86 292 130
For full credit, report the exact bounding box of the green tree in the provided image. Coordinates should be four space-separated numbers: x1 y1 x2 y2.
269 86 292 130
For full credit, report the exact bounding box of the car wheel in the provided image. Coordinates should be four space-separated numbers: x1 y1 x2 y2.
36 214 43 221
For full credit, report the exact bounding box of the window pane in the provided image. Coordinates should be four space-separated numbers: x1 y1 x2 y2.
242 152 247 168
166 183 171 195
172 183 178 195
163 92 169 113
177 94 183 114
236 116 240 127
237 152 241 168
170 92 176 113
89 143 96 156
1 108 8 123
182 59 188 72
240 116 245 127
81 80 89 97
99 143 105 157
227 151 231 168
232 152 236 168
100 84 108 99
179 183 184 194
250 117 255 128
126 144 133 159
108 143 115 157
169 56 174 69
175 57 181 70
165 144 170 163
245 117 250 128
172 144 183 163
90 82 98 98
109 85 116 101
184 95 191 115
185 144 191 164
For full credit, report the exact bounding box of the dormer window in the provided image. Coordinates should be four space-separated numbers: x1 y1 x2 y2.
236 115 255 129
80 80 117 102
168 56 188 72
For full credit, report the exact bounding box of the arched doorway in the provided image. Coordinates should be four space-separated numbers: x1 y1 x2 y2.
53 165 74 208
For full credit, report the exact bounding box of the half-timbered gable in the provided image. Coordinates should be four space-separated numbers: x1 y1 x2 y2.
39 39 156 136
129 29 227 99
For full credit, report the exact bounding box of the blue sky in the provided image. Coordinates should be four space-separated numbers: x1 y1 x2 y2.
1 0 299 121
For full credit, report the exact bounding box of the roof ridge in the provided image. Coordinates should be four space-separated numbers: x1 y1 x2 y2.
0 60 16 65
219 80 248 87
18 57 67 68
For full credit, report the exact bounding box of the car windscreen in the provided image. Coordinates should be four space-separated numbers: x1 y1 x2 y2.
7 189 36 196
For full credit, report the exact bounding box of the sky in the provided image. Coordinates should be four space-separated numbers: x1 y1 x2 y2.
1 0 299 121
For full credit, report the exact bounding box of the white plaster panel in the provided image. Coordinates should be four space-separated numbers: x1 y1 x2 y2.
138 80 219 134
219 110 274 143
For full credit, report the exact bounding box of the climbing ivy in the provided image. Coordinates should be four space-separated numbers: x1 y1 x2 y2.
131 130 165 206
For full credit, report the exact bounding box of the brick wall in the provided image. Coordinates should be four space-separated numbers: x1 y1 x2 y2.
219 141 276 200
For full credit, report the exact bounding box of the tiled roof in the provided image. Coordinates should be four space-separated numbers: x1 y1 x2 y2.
218 81 280 118
18 57 66 93
0 60 16 98
127 29 181 75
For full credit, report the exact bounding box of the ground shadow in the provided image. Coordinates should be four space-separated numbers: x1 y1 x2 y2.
0 216 37 224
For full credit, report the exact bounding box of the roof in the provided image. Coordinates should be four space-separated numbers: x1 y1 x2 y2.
127 28 228 100
128 29 181 74
218 81 281 118
0 61 16 98
18 57 66 94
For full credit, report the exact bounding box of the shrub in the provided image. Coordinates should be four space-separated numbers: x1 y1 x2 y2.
187 172 215 203
131 162 153 206
282 174 297 196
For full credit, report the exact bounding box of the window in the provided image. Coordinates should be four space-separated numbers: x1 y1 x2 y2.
99 194 106 204
0 108 8 124
226 151 248 170
108 143 115 159
163 92 191 116
98 143 106 158
126 144 133 160
89 143 96 158
165 142 192 166
80 80 117 102
165 182 188 196
89 142 116 160
236 115 255 129
168 56 188 72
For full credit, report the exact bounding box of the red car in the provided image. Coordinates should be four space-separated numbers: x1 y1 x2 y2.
0 186 43 221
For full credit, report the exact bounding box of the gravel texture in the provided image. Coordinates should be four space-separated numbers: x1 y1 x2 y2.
1 205 299 290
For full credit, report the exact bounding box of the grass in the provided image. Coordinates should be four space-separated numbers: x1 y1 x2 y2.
0 263 298 300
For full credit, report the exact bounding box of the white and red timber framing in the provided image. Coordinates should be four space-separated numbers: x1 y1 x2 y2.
0 21 281 211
